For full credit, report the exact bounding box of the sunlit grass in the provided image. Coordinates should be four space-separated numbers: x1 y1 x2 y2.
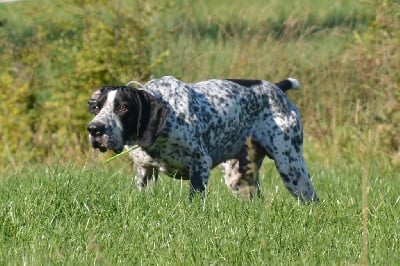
0 162 398 264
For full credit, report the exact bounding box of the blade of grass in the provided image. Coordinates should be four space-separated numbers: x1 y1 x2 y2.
105 145 139 163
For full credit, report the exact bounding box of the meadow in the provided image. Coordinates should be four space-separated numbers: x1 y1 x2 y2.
1 161 398 264
0 0 399 264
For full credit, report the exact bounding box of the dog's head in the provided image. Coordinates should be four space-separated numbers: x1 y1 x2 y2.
87 86 169 153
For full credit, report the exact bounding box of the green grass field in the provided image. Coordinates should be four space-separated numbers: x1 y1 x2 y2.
0 161 398 264
0 0 399 264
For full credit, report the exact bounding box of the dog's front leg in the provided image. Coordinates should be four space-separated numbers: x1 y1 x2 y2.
188 155 212 199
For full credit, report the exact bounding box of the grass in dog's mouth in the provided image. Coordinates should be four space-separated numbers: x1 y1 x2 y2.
105 145 139 163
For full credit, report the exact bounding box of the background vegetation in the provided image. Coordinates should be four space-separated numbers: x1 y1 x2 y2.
0 0 399 168
0 0 399 264
0 0 399 170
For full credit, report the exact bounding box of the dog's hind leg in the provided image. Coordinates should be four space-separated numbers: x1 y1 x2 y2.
222 138 265 200
135 166 159 190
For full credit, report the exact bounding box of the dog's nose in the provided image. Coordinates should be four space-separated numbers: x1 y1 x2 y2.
87 122 106 136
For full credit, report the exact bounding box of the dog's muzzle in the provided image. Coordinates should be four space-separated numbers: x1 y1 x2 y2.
87 122 108 152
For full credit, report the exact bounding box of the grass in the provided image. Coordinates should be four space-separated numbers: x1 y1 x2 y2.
0 160 399 264
150 0 369 79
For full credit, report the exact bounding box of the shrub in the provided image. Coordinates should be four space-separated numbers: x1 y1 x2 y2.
0 0 170 169
351 0 400 160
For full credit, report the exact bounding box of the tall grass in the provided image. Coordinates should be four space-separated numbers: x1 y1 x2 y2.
148 0 398 168
0 0 393 167
149 0 374 165
151 1 363 80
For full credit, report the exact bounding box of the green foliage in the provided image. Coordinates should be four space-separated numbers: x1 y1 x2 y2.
352 0 400 161
0 72 36 168
0 0 399 169
0 0 169 168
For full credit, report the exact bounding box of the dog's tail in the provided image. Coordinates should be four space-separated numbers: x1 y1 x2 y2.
275 78 300 92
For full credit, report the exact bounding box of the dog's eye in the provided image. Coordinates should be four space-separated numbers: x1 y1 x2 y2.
93 105 100 114
117 105 128 113
89 104 101 115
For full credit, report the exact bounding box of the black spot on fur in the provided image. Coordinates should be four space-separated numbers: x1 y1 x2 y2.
275 80 294 92
225 79 262 87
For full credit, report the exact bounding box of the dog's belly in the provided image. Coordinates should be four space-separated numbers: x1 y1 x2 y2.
128 146 190 179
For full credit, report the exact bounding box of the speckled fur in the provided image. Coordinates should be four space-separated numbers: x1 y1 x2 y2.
88 76 318 202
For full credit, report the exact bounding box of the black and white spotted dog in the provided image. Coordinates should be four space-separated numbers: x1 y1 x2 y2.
87 76 318 202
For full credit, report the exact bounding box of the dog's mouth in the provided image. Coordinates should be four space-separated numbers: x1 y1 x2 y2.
91 136 108 153
90 136 124 154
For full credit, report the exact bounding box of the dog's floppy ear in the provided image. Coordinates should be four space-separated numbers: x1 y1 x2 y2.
88 89 101 114
136 90 169 148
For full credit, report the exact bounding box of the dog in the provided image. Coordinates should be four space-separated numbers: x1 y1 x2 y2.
87 76 318 202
